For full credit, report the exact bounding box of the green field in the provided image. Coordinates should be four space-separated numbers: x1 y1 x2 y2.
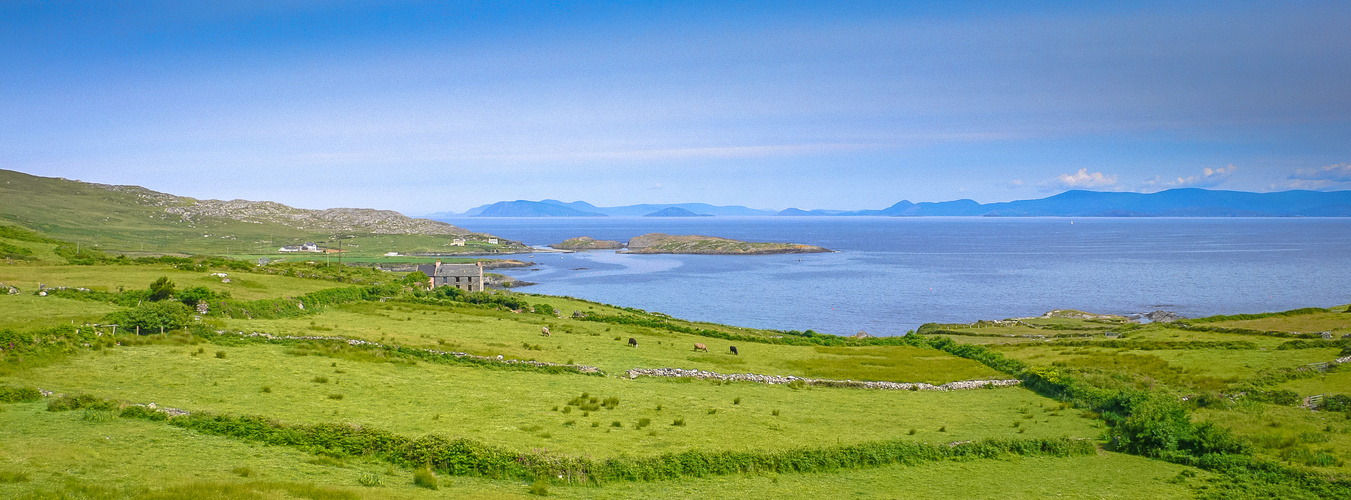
3 227 1351 498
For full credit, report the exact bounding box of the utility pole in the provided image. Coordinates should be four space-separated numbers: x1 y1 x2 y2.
337 235 343 282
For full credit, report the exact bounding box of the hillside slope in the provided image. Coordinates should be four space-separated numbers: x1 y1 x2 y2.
0 169 523 255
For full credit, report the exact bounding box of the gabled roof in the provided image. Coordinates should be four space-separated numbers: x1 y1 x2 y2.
416 263 481 278
433 263 481 277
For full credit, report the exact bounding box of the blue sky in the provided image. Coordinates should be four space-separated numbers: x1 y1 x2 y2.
2 1 1349 213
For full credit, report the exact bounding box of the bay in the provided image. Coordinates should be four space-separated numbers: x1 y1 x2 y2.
432 216 1351 336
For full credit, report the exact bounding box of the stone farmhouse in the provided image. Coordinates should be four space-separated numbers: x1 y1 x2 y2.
416 261 484 291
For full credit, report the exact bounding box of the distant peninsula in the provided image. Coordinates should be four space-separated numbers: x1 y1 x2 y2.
644 207 712 217
549 236 625 250
620 233 831 255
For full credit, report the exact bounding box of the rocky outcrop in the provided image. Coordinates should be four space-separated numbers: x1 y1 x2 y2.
550 236 625 250
624 367 1020 391
1140 310 1184 323
621 233 832 255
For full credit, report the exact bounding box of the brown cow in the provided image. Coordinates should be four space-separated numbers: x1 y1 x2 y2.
628 337 638 348
694 343 708 352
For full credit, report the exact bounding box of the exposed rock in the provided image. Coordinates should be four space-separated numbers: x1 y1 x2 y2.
1142 310 1184 323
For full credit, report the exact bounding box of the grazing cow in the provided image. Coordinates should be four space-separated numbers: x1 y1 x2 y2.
694 343 708 352
541 326 551 337
628 337 638 348
729 345 738 355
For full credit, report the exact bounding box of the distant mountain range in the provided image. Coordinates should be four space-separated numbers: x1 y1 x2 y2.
428 189 1351 218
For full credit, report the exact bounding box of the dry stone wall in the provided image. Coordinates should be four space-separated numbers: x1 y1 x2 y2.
624 367 1021 391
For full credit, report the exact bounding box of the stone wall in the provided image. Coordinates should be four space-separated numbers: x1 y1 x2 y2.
624 367 1020 391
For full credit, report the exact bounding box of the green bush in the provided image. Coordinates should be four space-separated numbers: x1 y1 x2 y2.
147 277 176 302
1320 394 1351 412
413 467 438 490
358 472 384 486
529 478 550 496
106 301 193 334
81 409 117 422
47 394 119 412
179 286 229 307
0 385 41 403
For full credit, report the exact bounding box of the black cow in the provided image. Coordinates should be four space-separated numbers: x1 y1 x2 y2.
729 345 738 355
628 337 638 348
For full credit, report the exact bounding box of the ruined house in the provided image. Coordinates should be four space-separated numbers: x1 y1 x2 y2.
416 261 484 292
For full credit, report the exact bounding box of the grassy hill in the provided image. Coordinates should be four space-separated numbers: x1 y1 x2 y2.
0 169 528 257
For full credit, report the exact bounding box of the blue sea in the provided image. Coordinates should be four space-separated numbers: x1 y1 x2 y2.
432 217 1351 336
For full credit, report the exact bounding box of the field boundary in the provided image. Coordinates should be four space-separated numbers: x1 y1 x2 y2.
625 367 1021 391
207 329 603 374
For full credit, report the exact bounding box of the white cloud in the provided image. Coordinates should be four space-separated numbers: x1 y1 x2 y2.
1289 163 1351 183
1142 164 1236 191
1041 169 1118 191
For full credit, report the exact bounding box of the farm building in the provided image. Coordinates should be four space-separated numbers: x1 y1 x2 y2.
416 261 484 291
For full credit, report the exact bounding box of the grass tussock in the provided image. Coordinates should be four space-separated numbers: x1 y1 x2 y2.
413 467 438 490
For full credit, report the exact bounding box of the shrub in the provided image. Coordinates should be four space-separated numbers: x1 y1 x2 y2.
938 426 946 432
328 394 344 400
47 394 118 412
215 351 227 359
232 466 253 478
772 409 780 416
611 421 622 428
1320 394 1351 412
787 380 807 390
637 418 651 428
413 468 438 490
673 418 686 426
312 376 329 383
908 428 917 435
707 409 717 415
107 301 193 333
0 385 41 403
529 478 550 496
261 386 271 393
591 421 599 427
358 473 384 487
148 277 176 302
81 410 117 422
733 397 741 405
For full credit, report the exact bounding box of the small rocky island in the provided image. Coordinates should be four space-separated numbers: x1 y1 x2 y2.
620 233 832 255
549 236 625 250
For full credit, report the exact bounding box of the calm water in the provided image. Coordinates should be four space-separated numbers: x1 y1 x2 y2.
433 217 1351 336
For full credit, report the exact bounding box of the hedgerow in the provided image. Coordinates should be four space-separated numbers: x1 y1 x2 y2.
43 395 1093 486
909 333 1351 499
